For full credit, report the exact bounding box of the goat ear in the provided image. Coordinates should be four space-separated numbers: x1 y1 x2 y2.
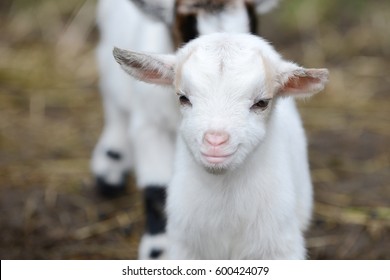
113 47 176 86
249 0 279 14
278 65 329 98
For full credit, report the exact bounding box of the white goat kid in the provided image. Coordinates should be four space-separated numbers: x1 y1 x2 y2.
113 33 329 259
95 0 279 259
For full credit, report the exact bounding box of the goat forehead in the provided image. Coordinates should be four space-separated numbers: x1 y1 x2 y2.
179 46 268 98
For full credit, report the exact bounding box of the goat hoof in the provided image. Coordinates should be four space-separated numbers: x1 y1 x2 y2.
149 248 164 259
139 233 168 259
95 174 127 197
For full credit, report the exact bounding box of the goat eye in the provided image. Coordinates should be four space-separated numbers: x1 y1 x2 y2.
179 95 192 106
251 99 271 110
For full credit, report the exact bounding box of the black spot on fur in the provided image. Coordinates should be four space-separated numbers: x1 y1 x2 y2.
95 173 128 197
149 249 163 259
144 186 167 235
245 2 258 34
106 150 122 161
176 13 199 44
176 0 228 13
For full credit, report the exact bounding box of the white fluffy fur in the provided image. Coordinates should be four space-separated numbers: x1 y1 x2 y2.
114 33 328 259
95 0 279 259
196 1 250 35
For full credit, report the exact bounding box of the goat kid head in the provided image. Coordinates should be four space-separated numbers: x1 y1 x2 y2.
113 33 328 173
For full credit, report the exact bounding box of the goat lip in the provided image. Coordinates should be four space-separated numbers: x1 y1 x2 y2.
201 151 236 164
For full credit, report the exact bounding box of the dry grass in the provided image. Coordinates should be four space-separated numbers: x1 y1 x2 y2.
0 0 389 259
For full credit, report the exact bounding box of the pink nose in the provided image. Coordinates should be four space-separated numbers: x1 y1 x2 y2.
204 130 230 146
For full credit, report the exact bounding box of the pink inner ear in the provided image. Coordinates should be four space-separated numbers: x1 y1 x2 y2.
283 75 321 93
136 63 174 85
127 59 166 82
143 69 165 81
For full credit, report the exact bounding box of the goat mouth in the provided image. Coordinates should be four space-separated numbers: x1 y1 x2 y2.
201 152 236 164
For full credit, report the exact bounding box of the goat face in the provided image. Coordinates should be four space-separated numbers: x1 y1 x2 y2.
113 33 329 173
175 42 276 173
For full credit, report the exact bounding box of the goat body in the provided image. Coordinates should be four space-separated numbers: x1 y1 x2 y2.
168 98 311 259
94 0 176 189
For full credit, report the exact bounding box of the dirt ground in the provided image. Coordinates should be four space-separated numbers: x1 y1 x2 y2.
0 0 389 259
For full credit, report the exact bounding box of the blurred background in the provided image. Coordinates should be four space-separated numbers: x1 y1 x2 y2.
0 0 389 259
